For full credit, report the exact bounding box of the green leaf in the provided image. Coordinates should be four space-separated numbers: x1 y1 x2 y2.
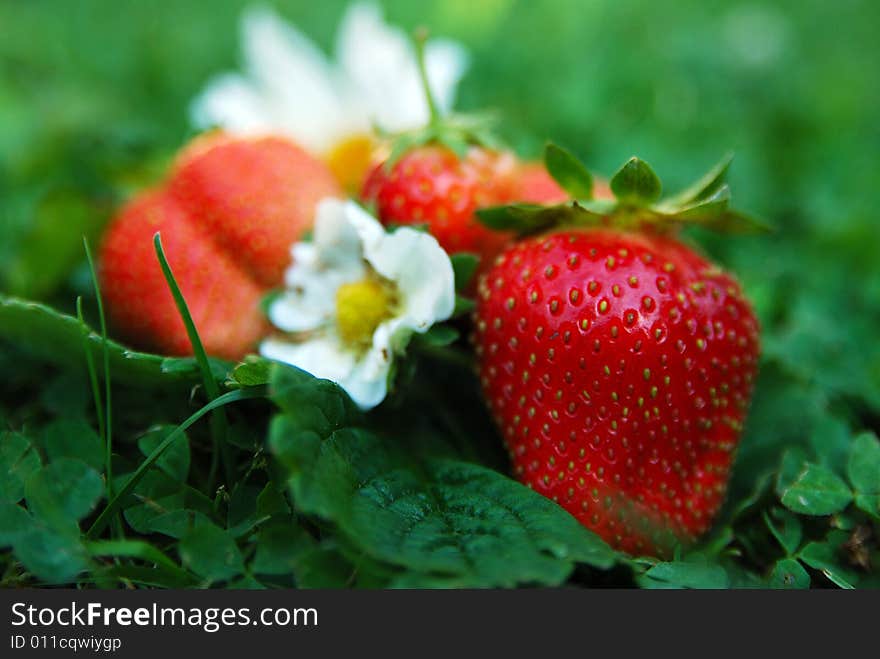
227 356 273 388
665 152 733 206
42 419 103 472
639 561 730 589
147 509 214 539
477 202 598 235
415 324 460 347
798 538 858 589
452 295 476 317
269 363 360 435
847 431 880 517
450 252 479 292
13 520 89 584
610 157 662 203
270 419 617 587
87 539 190 576
809 413 852 475
137 425 190 482
25 458 104 524
543 143 593 199
0 501 33 546
251 520 316 576
768 559 810 589
87 386 266 539
776 448 808 497
0 432 42 502
178 522 244 582
779 463 852 515
0 295 205 386
161 356 230 381
763 508 802 555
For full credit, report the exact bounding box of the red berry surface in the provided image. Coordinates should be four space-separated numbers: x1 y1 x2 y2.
503 161 568 204
99 190 266 359
99 133 340 359
362 146 514 259
473 228 760 555
169 134 341 287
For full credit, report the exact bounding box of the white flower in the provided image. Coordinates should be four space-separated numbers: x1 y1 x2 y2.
190 3 468 155
260 199 455 410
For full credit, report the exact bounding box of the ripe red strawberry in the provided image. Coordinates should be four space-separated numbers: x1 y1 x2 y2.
472 150 762 556
362 146 517 259
99 133 340 359
169 133 341 286
99 190 266 359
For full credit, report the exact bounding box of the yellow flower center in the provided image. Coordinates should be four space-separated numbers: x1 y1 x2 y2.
325 134 378 194
335 277 396 348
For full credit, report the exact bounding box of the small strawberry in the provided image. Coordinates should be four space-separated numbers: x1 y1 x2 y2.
361 33 570 267
473 146 763 556
99 190 266 359
99 133 340 358
169 133 341 286
503 161 569 205
362 146 518 259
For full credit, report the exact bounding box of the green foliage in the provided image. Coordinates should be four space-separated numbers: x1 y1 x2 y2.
610 157 662 202
779 463 852 515
269 365 617 587
0 0 878 590
543 143 593 199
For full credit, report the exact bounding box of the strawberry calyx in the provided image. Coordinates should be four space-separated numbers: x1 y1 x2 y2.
379 29 502 169
478 144 771 236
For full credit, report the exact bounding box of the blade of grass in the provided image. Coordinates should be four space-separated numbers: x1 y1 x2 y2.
83 238 124 540
153 232 233 486
87 539 192 582
85 386 266 539
83 239 113 492
76 296 105 442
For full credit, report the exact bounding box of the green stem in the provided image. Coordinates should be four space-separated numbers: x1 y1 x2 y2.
413 27 441 124
153 233 234 487
75 296 105 446
83 238 122 539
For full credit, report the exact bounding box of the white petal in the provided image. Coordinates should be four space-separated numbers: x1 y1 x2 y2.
189 73 274 134
341 331 393 410
238 6 353 151
423 39 469 115
364 227 456 331
261 335 356 386
260 333 390 410
336 2 468 132
267 287 332 333
312 199 375 274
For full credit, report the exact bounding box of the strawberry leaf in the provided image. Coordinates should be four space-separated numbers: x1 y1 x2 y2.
610 157 662 203
0 295 225 386
268 365 619 587
665 151 734 207
477 202 600 235
543 143 593 199
450 252 479 292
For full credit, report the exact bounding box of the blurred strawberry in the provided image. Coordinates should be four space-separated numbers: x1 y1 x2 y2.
99 190 266 359
99 133 340 358
169 133 341 286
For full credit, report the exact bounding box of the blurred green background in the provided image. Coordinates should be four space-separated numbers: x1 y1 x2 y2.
1 0 878 501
